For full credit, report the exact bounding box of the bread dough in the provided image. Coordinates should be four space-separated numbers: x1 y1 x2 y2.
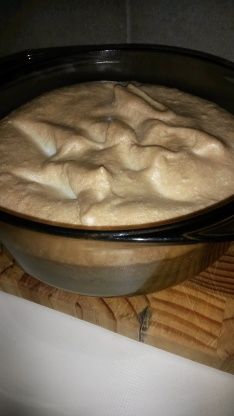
0 81 233 226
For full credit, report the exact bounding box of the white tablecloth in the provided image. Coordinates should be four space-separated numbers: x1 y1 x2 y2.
0 291 233 416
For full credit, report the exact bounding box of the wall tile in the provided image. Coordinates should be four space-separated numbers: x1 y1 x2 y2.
128 0 234 61
0 0 127 57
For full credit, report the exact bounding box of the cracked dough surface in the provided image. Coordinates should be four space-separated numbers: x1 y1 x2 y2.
0 81 233 226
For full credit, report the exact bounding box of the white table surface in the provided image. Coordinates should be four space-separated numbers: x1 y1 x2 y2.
0 291 233 416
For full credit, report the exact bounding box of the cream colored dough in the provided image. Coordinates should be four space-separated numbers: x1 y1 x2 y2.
0 81 233 226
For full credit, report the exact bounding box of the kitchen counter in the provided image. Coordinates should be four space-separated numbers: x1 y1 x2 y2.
0 291 233 416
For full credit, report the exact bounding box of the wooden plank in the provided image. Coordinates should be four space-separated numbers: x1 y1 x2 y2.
0 243 233 373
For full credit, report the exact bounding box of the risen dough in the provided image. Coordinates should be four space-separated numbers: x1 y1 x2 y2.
0 81 233 226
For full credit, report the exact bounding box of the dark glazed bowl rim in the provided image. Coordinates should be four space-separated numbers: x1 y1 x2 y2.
0 44 233 243
1 43 234 71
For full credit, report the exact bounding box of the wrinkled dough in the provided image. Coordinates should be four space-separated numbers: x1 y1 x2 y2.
0 81 233 226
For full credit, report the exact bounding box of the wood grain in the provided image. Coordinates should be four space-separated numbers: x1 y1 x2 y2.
0 243 233 373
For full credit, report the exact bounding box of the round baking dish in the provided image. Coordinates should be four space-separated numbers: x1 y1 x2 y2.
0 45 233 296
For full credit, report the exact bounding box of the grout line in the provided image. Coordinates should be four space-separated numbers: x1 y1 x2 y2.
126 0 131 43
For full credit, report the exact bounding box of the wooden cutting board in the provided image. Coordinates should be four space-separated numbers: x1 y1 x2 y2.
0 243 234 374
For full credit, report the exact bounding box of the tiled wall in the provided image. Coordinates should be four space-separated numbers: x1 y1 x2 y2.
0 0 233 61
